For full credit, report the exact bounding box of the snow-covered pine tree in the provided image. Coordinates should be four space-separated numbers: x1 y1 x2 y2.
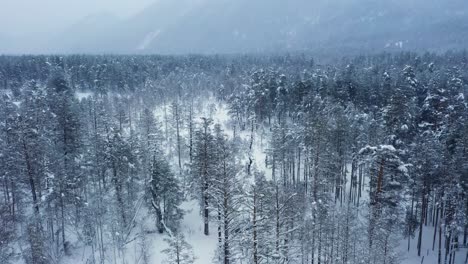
211 124 244 264
359 144 409 264
161 232 195 264
149 155 183 234
191 117 216 236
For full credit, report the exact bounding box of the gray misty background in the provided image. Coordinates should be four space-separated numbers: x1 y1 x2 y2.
0 0 155 36
1 0 467 55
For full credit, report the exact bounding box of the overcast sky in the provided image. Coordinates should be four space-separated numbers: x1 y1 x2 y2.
0 0 156 36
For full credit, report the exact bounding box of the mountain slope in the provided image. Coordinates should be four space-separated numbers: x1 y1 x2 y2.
121 0 468 54
6 0 468 54
47 12 121 54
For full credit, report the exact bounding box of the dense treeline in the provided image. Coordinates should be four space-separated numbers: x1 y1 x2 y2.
0 52 467 264
221 51 468 264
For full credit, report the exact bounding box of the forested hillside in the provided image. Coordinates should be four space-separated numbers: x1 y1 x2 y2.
0 52 467 264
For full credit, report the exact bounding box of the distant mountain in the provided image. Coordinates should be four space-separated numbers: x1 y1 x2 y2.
42 12 122 54
5 0 468 55
43 0 205 54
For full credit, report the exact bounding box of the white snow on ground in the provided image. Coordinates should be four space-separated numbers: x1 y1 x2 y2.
177 200 218 264
399 225 468 264
134 200 218 264
75 91 94 101
59 200 217 264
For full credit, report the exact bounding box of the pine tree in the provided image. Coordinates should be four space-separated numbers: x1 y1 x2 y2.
161 233 195 264
47 75 82 254
191 117 216 236
359 144 409 263
0 204 15 263
108 128 135 235
149 155 183 233
171 101 184 171
211 125 243 264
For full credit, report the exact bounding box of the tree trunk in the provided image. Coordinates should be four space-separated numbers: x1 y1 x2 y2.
253 189 258 264
176 105 182 170
318 222 322 264
433 201 439 251
218 205 222 244
113 163 127 228
275 184 280 254
464 200 468 246
297 147 301 187
409 188 415 251
202 120 210 236
224 185 230 264
312 221 315 264
176 241 181 264
376 159 385 199
438 209 442 264
248 119 254 175
464 224 467 246
188 104 194 165
358 164 363 206
204 183 209 236
445 231 452 264
418 185 426 256
151 200 164 233
23 140 40 215
59 188 68 254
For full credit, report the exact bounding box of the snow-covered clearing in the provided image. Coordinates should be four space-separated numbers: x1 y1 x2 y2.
57 97 463 264
145 200 218 264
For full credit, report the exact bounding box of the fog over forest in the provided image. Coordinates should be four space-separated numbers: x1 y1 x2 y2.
2 0 468 54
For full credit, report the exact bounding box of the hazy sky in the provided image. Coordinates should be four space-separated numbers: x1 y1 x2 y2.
0 0 156 36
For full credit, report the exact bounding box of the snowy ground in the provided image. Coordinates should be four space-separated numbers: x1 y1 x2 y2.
399 225 468 264
175 201 218 264
146 200 218 264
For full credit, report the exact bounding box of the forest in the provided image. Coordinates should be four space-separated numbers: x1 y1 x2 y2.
0 51 467 264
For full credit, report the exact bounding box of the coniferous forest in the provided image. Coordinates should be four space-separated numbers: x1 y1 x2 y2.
0 52 468 264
